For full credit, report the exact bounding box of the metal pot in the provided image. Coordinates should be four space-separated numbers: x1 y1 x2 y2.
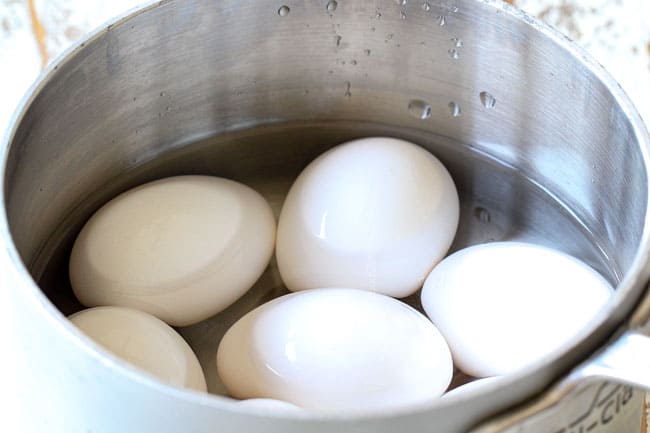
2 0 650 432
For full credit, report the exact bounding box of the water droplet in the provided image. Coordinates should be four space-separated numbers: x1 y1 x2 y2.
422 2 431 11
400 10 407 19
376 10 382 19
474 207 491 223
448 49 459 59
438 15 446 26
364 49 371 56
480 91 497 109
451 37 463 47
344 81 352 97
326 0 338 13
278 5 290 16
395 0 407 5
166 106 171 112
387 33 394 40
335 35 342 47
407 99 432 119
448 101 461 117
159 91 166 97
452 6 459 12
351 59 358 65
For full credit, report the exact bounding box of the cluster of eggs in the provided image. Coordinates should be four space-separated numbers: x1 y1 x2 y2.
68 137 612 412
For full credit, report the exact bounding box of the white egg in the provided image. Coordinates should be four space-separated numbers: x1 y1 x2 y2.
276 137 459 298
216 288 453 412
235 398 303 413
69 175 276 326
441 377 501 400
69 306 206 391
421 242 613 377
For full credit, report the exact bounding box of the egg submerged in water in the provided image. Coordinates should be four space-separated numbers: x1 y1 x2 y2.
69 175 276 326
216 288 453 412
421 241 613 377
276 137 460 298
69 306 207 392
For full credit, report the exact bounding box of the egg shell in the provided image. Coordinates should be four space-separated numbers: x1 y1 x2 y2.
276 137 459 298
216 288 453 412
421 242 613 377
69 306 206 391
69 175 276 326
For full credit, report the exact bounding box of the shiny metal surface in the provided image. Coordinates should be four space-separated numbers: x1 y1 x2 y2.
2 0 650 432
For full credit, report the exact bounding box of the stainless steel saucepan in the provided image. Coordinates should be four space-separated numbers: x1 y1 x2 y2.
2 1 650 432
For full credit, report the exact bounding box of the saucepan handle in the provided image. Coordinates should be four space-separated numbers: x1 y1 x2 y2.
469 309 650 432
